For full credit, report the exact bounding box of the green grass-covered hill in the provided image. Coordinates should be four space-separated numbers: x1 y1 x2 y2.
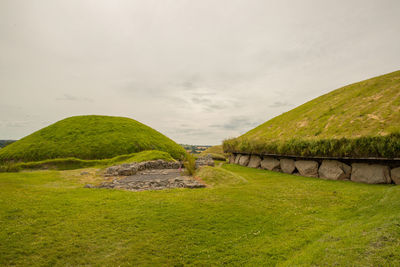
0 115 186 162
224 70 400 158
199 145 227 160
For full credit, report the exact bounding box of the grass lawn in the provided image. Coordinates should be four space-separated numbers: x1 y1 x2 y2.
1 164 400 266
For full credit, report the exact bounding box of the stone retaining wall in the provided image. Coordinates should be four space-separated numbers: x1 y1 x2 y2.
229 153 400 185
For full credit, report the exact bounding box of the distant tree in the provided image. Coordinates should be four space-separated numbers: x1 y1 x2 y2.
0 140 16 148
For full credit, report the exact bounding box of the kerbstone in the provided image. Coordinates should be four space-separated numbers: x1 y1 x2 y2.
390 167 400 185
280 158 295 174
234 154 241 164
295 160 319 177
248 155 261 168
261 157 280 171
238 155 250 166
351 163 391 184
319 160 351 180
229 154 236 164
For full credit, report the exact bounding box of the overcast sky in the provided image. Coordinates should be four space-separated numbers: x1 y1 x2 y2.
1 0 400 145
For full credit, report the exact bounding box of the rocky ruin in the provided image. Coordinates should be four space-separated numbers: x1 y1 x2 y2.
93 169 205 191
229 153 400 185
195 154 215 168
85 159 209 191
104 159 181 177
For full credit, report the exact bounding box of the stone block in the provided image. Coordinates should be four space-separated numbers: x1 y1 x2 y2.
248 155 261 168
318 160 351 180
351 163 391 184
280 158 295 174
295 160 319 177
261 157 280 171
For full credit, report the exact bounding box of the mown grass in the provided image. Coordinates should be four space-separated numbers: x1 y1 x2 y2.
1 164 400 266
0 150 175 172
0 115 186 162
224 70 400 158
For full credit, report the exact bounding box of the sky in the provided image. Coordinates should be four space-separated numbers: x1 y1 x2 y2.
1 0 400 145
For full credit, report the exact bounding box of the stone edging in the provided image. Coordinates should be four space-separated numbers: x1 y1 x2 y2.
229 153 400 185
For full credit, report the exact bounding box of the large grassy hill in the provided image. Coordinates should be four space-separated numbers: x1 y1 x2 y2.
224 70 400 158
0 115 186 162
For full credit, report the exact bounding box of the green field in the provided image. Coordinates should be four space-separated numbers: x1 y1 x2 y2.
224 70 400 158
1 164 400 266
0 115 186 162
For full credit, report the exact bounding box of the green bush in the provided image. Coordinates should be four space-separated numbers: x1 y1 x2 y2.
183 153 196 176
0 163 21 172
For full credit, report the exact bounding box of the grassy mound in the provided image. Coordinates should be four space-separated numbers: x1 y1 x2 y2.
199 145 227 160
0 115 186 162
224 70 400 158
0 150 175 172
196 166 247 187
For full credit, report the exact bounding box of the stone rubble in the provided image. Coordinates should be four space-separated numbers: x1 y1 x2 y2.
195 154 215 168
97 170 205 191
85 159 206 191
104 160 181 177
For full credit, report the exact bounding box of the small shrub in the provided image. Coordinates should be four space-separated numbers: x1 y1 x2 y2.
183 154 196 176
0 163 21 172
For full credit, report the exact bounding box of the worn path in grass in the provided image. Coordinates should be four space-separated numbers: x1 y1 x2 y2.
1 164 400 266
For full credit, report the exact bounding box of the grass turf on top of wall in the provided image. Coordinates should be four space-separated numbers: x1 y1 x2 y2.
223 132 400 158
224 70 400 158
0 115 186 162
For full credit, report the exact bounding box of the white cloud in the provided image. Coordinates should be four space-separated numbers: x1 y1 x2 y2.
0 0 399 144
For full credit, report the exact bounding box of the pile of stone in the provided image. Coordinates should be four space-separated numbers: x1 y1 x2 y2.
229 153 400 185
195 154 215 168
104 159 181 177
84 160 206 191
96 173 205 191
